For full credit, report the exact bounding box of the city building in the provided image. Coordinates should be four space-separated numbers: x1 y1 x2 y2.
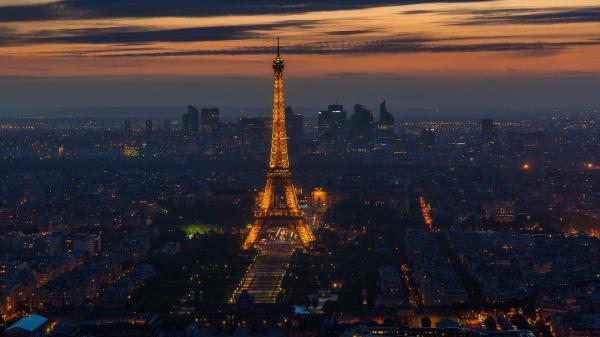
123 119 131 133
239 117 267 153
201 107 220 149
375 99 395 142
285 106 304 151
482 119 499 145
201 107 219 132
351 104 374 146
163 119 171 133
420 128 437 147
5 314 49 337
182 105 200 134
319 104 347 141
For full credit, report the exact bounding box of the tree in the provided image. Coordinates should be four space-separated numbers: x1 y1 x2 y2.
322 300 343 314
421 316 432 328
484 316 498 331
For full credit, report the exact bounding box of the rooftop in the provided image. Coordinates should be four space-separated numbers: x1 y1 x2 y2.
6 314 48 332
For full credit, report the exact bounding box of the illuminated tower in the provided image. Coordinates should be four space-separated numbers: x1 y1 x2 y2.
242 39 315 249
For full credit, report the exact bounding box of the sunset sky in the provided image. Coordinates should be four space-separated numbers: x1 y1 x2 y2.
1 0 599 115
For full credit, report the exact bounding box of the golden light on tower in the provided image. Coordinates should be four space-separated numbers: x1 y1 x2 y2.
242 39 315 250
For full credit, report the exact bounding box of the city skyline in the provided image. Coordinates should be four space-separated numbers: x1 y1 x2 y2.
1 0 600 113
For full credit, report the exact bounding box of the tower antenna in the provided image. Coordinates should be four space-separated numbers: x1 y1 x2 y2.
277 37 280 56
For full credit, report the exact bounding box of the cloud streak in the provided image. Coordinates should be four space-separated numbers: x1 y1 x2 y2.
403 6 600 25
0 0 491 22
88 37 600 58
0 21 321 46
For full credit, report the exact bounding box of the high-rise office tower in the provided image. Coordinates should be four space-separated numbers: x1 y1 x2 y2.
482 119 499 145
123 119 131 132
145 120 153 132
285 106 304 150
318 104 347 142
163 119 172 133
375 99 395 142
182 105 200 135
379 99 395 125
351 104 374 145
201 108 221 149
189 105 200 133
182 113 192 133
239 117 267 153
201 108 220 132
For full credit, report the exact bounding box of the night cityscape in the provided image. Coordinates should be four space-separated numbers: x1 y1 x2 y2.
0 1 599 337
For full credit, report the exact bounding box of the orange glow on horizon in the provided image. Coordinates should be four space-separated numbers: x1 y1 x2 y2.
0 0 599 77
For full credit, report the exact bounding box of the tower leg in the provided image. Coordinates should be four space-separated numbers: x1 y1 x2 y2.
243 219 263 250
295 219 315 247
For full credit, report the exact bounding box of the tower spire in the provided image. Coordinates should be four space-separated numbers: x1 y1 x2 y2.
277 37 280 56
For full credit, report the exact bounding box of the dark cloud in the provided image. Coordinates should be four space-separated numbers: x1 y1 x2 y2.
451 6 600 25
327 29 379 36
0 0 491 22
0 21 318 46
88 37 600 58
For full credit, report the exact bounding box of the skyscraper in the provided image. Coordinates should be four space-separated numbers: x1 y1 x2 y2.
318 104 347 142
163 119 172 133
201 108 220 132
375 99 395 142
351 104 374 145
201 108 221 149
239 117 267 153
189 105 200 133
285 106 304 151
379 99 394 125
182 105 200 135
145 120 153 132
123 119 131 132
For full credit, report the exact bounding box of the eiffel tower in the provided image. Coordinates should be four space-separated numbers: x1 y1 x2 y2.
242 40 315 250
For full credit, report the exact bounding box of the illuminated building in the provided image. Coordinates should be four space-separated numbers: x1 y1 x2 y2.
123 145 139 157
145 120 153 132
311 188 330 214
57 145 64 156
485 201 516 223
201 107 219 132
318 104 347 142
242 40 315 249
